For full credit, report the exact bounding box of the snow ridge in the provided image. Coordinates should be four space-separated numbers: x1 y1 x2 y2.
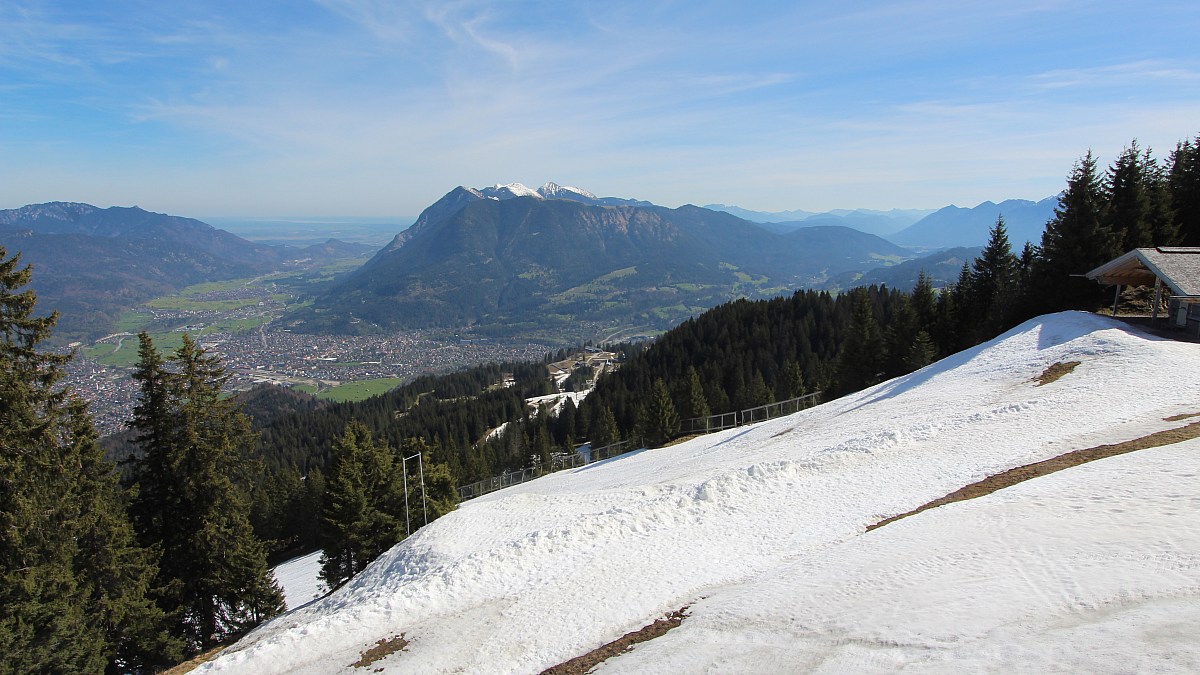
205 312 1200 674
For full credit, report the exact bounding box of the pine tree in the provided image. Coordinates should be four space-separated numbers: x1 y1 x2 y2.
319 421 403 589
836 288 884 394
1035 151 1116 311
1169 135 1200 246
639 378 680 447
0 247 176 671
779 360 806 400
683 366 711 421
903 330 937 371
1105 141 1160 250
972 217 1020 338
590 406 619 449
910 270 937 329
129 334 283 651
883 297 920 378
1 248 105 672
69 395 183 671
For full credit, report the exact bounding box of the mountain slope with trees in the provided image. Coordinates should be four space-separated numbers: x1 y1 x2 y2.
0 203 290 340
0 202 374 342
288 189 910 336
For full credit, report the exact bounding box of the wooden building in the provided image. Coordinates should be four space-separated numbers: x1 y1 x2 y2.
1086 247 1200 335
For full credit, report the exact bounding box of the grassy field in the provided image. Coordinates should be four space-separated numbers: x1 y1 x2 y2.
315 378 405 402
83 331 191 368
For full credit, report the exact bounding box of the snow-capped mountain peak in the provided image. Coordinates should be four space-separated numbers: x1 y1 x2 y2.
483 182 544 199
538 182 597 200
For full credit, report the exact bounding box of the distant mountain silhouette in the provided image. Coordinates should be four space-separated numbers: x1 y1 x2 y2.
0 202 289 339
286 187 911 336
823 246 982 291
888 197 1057 248
705 205 933 237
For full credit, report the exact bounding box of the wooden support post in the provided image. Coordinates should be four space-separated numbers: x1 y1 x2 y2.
1152 278 1162 321
1111 284 1121 316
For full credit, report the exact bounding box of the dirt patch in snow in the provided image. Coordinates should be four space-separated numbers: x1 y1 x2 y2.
1165 412 1200 422
351 633 408 669
540 607 688 675
1034 360 1081 386
869 420 1200 532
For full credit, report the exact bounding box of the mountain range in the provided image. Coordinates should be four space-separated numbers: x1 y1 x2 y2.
0 202 361 340
286 184 910 337
888 197 1058 249
705 204 936 237
1 188 1062 342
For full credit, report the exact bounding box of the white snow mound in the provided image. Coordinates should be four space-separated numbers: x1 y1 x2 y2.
202 312 1200 674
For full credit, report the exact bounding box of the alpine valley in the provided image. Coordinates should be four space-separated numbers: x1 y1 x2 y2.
0 202 374 340
285 183 913 338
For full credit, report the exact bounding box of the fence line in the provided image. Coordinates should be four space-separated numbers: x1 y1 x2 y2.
456 438 637 501
680 391 821 436
456 391 822 502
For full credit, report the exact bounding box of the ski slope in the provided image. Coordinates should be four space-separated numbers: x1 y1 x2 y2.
204 312 1200 673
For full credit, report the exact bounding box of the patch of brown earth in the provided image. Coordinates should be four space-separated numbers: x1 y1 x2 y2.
540 608 688 675
1034 360 1081 386
1164 412 1200 422
351 634 409 669
161 647 225 675
868 421 1200 532
663 434 701 448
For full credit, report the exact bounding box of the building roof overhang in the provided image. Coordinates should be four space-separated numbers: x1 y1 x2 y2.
1086 247 1200 297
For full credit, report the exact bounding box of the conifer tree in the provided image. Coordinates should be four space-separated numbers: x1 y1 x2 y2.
1105 140 1162 250
904 330 937 371
0 247 177 671
639 378 680 447
1 248 105 672
1169 135 1200 246
883 297 920 378
910 270 937 329
684 366 711 421
590 406 619 449
836 288 884 394
1035 151 1115 311
129 334 283 651
320 421 403 589
779 360 806 400
972 217 1020 338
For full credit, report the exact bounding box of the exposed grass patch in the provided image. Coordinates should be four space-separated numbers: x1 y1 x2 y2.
84 331 189 367
351 634 409 669
317 378 405 402
540 608 688 675
160 645 226 675
1165 412 1200 422
868 420 1200 532
145 296 266 312
1034 360 1081 386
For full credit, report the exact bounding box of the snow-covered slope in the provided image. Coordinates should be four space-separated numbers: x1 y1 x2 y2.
204 312 1200 674
271 551 325 611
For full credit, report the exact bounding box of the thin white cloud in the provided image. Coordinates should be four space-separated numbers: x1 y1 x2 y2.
1029 60 1200 91
311 0 416 42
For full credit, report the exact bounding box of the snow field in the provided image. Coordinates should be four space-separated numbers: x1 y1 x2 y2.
204 312 1200 673
271 551 325 611
602 438 1200 673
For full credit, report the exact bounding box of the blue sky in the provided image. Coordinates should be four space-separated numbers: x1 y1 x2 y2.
2 1 1198 218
